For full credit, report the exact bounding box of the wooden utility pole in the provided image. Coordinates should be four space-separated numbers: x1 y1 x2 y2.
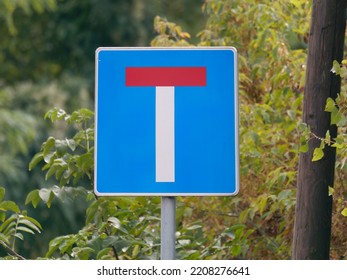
293 0 346 259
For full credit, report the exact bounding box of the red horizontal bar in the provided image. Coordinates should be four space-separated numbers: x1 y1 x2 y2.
126 67 206 86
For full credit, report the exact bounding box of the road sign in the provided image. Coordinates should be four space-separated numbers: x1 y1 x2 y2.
95 47 238 196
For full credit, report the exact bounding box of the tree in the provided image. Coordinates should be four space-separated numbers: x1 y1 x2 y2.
0 0 205 259
293 0 347 259
0 0 56 35
0 0 205 84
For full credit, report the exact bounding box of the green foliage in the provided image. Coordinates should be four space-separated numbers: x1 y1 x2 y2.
26 108 94 208
26 108 163 260
0 77 93 257
4 0 346 260
0 0 56 35
151 16 192 46
303 60 347 163
299 59 347 258
0 187 42 259
308 60 347 217
0 85 43 198
45 196 161 260
0 77 91 189
151 0 308 259
0 107 37 184
0 0 204 84
0 0 205 260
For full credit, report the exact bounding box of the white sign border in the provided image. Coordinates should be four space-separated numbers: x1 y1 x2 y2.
94 47 239 196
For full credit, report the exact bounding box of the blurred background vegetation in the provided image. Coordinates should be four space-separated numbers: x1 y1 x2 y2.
0 0 205 258
0 0 346 260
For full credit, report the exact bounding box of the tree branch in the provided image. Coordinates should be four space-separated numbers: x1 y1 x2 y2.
0 240 25 260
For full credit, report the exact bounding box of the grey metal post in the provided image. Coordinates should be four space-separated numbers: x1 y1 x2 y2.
161 196 176 260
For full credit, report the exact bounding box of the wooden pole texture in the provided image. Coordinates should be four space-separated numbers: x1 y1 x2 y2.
293 0 346 259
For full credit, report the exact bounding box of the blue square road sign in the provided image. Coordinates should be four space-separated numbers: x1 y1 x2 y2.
95 47 239 196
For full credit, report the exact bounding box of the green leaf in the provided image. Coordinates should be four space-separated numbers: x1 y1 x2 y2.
70 108 94 124
0 187 5 202
298 122 308 132
132 244 140 258
341 208 347 217
299 143 309 153
76 152 93 172
340 66 347 78
258 196 268 215
13 232 24 241
325 97 342 124
312 141 325 162
330 107 342 125
45 165 58 180
66 138 76 151
44 108 67 122
299 136 309 153
46 236 66 257
86 192 96 202
23 216 43 230
38 189 54 208
3 226 16 237
25 190 40 208
328 186 334 196
332 135 344 149
325 97 336 112
312 147 324 161
290 0 303 8
0 233 9 244
59 236 76 254
56 108 67 120
230 224 246 231
331 60 341 75
231 244 242 256
16 226 35 235
86 201 98 225
42 137 56 158
18 217 42 233
0 216 16 233
0 201 20 213
72 247 94 260
107 217 128 234
32 0 45 13
186 225 202 231
2 222 16 236
96 248 113 260
29 152 44 171
337 115 347 127
54 139 68 154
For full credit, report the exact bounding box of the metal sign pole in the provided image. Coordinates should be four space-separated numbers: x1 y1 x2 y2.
161 196 176 260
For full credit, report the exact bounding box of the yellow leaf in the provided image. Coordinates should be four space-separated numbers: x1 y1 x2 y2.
180 32 191 39
312 147 324 161
328 186 334 196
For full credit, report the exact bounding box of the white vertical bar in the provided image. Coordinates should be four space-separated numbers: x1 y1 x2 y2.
156 86 175 182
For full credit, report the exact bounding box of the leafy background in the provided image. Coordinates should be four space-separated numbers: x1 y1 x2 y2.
0 0 346 260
